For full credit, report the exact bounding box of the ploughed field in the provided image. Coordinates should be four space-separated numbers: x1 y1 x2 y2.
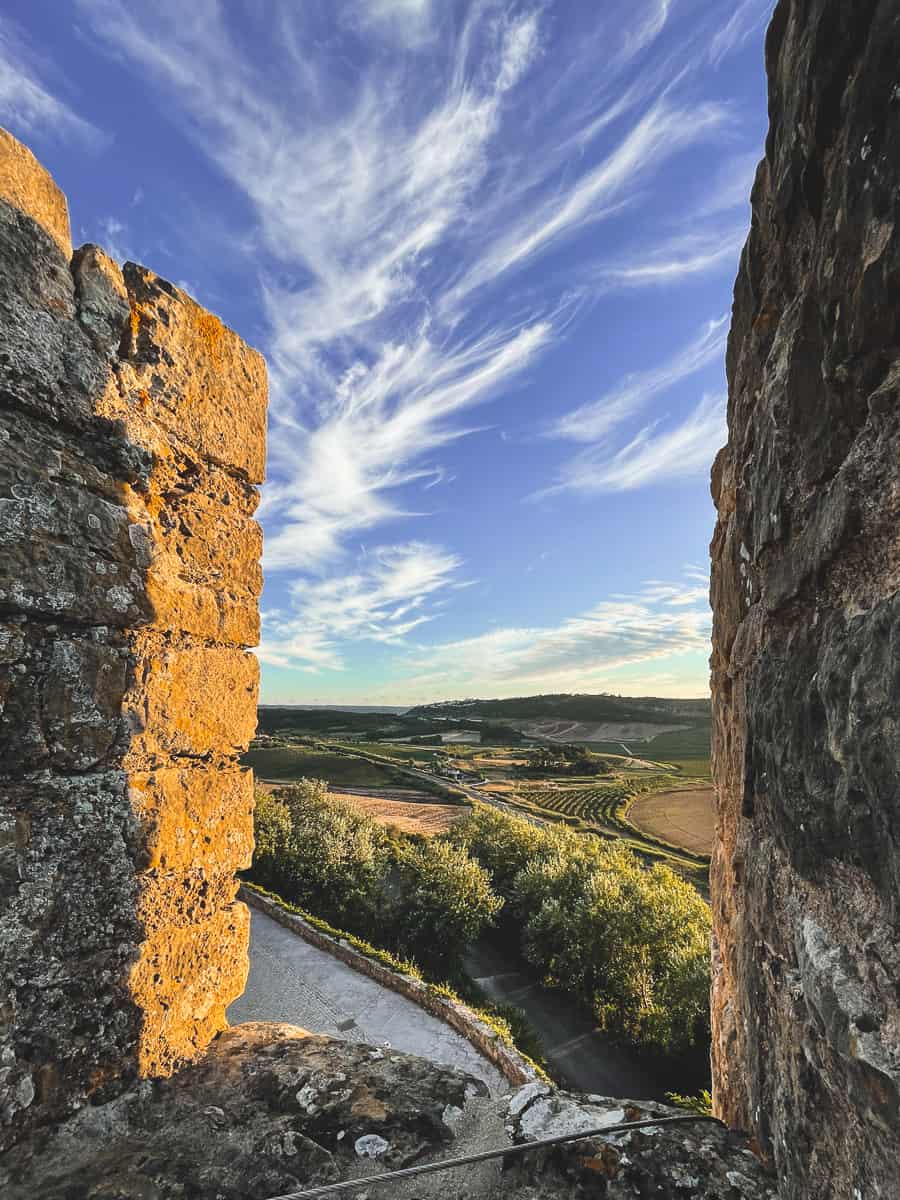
626 787 715 857
255 778 468 836
329 791 471 836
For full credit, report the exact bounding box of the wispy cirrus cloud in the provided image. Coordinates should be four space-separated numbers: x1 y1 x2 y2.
398 573 711 698
259 541 464 670
593 225 746 289
550 315 728 444
442 97 729 314
0 16 104 148
620 0 671 62
262 319 552 572
709 0 773 68
545 391 727 495
350 0 437 46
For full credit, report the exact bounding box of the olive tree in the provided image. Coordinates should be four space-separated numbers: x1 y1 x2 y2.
390 839 502 971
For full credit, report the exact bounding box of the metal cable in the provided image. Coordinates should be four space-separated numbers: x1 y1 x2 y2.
265 1113 724 1200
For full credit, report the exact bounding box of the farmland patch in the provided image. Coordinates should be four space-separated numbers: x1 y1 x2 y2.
627 788 715 857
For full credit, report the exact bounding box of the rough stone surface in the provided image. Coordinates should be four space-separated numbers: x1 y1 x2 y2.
0 1024 777 1200
504 1087 777 1199
0 127 71 257
0 129 266 1149
709 3 900 1198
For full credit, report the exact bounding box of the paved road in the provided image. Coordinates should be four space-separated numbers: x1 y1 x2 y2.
228 907 508 1095
465 940 672 1101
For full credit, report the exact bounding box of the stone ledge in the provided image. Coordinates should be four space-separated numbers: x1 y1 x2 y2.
0 1022 778 1199
241 884 542 1089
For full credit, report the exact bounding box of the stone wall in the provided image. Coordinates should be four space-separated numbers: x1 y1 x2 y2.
0 128 266 1148
709 3 900 1198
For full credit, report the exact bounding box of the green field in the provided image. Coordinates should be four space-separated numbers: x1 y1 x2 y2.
345 741 437 762
665 757 712 778
244 746 403 788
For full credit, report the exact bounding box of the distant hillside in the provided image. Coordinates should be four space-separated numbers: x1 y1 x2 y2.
407 693 711 754
255 693 711 758
407 693 710 724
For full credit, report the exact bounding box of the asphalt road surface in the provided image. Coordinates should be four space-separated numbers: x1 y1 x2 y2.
465 940 672 1100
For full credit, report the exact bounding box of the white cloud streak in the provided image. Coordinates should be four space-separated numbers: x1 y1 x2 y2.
551 315 728 443
398 574 711 697
259 541 463 669
594 226 746 288
709 0 773 67
262 319 552 571
443 97 729 312
0 17 104 148
620 0 671 61
546 391 727 495
350 0 437 47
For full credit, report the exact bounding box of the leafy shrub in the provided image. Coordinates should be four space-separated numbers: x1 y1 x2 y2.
447 805 710 1054
389 839 502 971
252 789 293 890
252 780 389 932
514 830 710 1052
446 805 549 900
666 1089 713 1116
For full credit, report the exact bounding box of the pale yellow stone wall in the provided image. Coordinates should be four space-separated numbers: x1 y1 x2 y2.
0 129 266 1146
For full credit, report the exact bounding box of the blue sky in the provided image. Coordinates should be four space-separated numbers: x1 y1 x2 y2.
2 0 772 705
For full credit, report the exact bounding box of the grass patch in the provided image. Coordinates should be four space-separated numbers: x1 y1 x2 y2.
668 757 712 778
349 741 436 761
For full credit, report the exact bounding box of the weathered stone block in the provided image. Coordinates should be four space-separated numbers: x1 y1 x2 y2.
124 639 259 763
0 200 106 432
130 902 251 1078
128 765 254 873
0 481 151 626
146 573 260 646
115 264 267 483
71 243 130 358
136 870 241 935
0 772 142 1133
0 626 131 775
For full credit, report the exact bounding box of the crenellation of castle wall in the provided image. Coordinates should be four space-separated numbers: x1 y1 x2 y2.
0 127 266 1148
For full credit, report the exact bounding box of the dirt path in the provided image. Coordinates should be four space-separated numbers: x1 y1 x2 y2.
627 787 715 857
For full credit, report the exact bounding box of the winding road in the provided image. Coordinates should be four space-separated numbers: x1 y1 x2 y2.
464 940 673 1100
228 905 508 1095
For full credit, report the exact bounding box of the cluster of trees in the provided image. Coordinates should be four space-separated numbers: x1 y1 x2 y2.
446 808 710 1052
251 783 710 1054
252 781 500 973
518 743 611 776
